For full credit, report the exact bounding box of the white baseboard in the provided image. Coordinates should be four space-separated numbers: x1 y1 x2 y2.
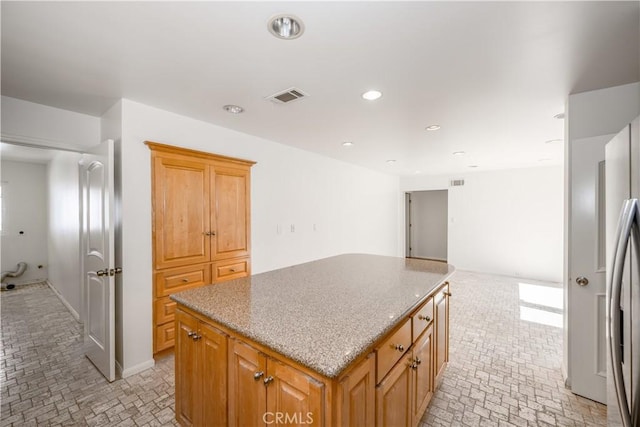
46 280 80 322
120 359 155 378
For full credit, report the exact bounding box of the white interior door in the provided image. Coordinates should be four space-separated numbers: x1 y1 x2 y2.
568 134 612 403
80 139 116 382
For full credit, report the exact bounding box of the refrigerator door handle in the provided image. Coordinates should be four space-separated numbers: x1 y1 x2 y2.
609 198 637 427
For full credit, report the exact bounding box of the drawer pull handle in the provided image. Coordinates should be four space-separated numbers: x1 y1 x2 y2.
182 279 189 283
418 315 431 322
254 371 264 380
229 268 236 273
394 344 404 352
264 376 274 385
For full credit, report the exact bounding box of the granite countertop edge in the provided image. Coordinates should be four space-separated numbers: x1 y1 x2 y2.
170 254 455 379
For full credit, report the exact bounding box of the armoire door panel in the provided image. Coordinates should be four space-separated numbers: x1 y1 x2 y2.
212 168 250 260
154 157 211 269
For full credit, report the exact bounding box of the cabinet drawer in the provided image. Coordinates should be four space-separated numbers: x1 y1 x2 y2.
155 264 211 297
412 297 434 342
155 297 177 325
156 322 175 352
213 258 249 282
376 318 412 384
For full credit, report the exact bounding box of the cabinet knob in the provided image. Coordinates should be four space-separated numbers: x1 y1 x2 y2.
394 344 404 352
192 334 201 341
418 315 431 322
414 357 422 365
187 331 196 337
254 371 264 380
263 376 274 386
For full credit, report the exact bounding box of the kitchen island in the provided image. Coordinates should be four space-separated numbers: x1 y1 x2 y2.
171 254 454 427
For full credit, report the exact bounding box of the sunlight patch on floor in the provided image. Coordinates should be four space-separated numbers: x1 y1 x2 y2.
518 282 563 328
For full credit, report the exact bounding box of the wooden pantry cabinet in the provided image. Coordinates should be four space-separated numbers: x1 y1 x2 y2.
147 142 255 353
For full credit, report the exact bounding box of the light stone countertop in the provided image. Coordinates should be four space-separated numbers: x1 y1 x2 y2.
171 253 455 378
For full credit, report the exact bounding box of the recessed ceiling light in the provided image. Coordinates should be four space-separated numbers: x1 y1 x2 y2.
342 141 354 147
545 139 563 144
414 170 422 174
223 105 244 114
362 90 383 101
452 151 466 156
554 113 565 119
267 14 304 40
386 159 396 164
425 125 441 131
538 158 551 162
468 165 478 168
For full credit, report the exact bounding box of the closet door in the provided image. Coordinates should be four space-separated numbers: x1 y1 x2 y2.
153 155 211 269
211 166 250 261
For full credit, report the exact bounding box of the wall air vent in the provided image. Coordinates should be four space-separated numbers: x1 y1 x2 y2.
450 179 465 187
265 87 309 104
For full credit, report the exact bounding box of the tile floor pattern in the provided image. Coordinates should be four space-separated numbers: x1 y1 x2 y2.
421 272 606 427
0 273 606 426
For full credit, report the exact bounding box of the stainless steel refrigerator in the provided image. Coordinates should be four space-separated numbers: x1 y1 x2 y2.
605 116 640 427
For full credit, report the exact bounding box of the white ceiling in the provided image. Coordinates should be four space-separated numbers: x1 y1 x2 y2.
2 2 638 175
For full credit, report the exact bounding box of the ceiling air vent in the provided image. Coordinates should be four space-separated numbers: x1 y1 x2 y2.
266 87 309 105
450 179 465 187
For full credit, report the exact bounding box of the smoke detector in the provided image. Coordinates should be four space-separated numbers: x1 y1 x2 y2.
265 87 309 105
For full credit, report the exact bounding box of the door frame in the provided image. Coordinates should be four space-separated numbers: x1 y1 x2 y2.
405 189 449 262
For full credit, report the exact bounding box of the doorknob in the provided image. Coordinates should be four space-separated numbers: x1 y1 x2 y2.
96 270 108 277
576 276 589 286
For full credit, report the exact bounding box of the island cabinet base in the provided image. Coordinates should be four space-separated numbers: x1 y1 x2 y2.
174 280 450 427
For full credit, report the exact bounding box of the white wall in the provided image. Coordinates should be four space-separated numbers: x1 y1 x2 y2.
47 151 83 318
0 161 49 284
409 190 448 261
402 166 564 282
1 96 100 148
108 99 400 375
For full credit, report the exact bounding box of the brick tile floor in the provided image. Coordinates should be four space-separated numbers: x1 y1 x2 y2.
421 271 606 427
1 272 606 426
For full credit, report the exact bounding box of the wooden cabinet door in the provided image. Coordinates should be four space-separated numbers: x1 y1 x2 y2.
411 326 433 427
200 322 228 426
211 167 250 261
175 310 200 426
153 156 211 269
339 354 375 427
228 339 267 427
265 359 324 427
376 355 412 427
434 284 449 387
